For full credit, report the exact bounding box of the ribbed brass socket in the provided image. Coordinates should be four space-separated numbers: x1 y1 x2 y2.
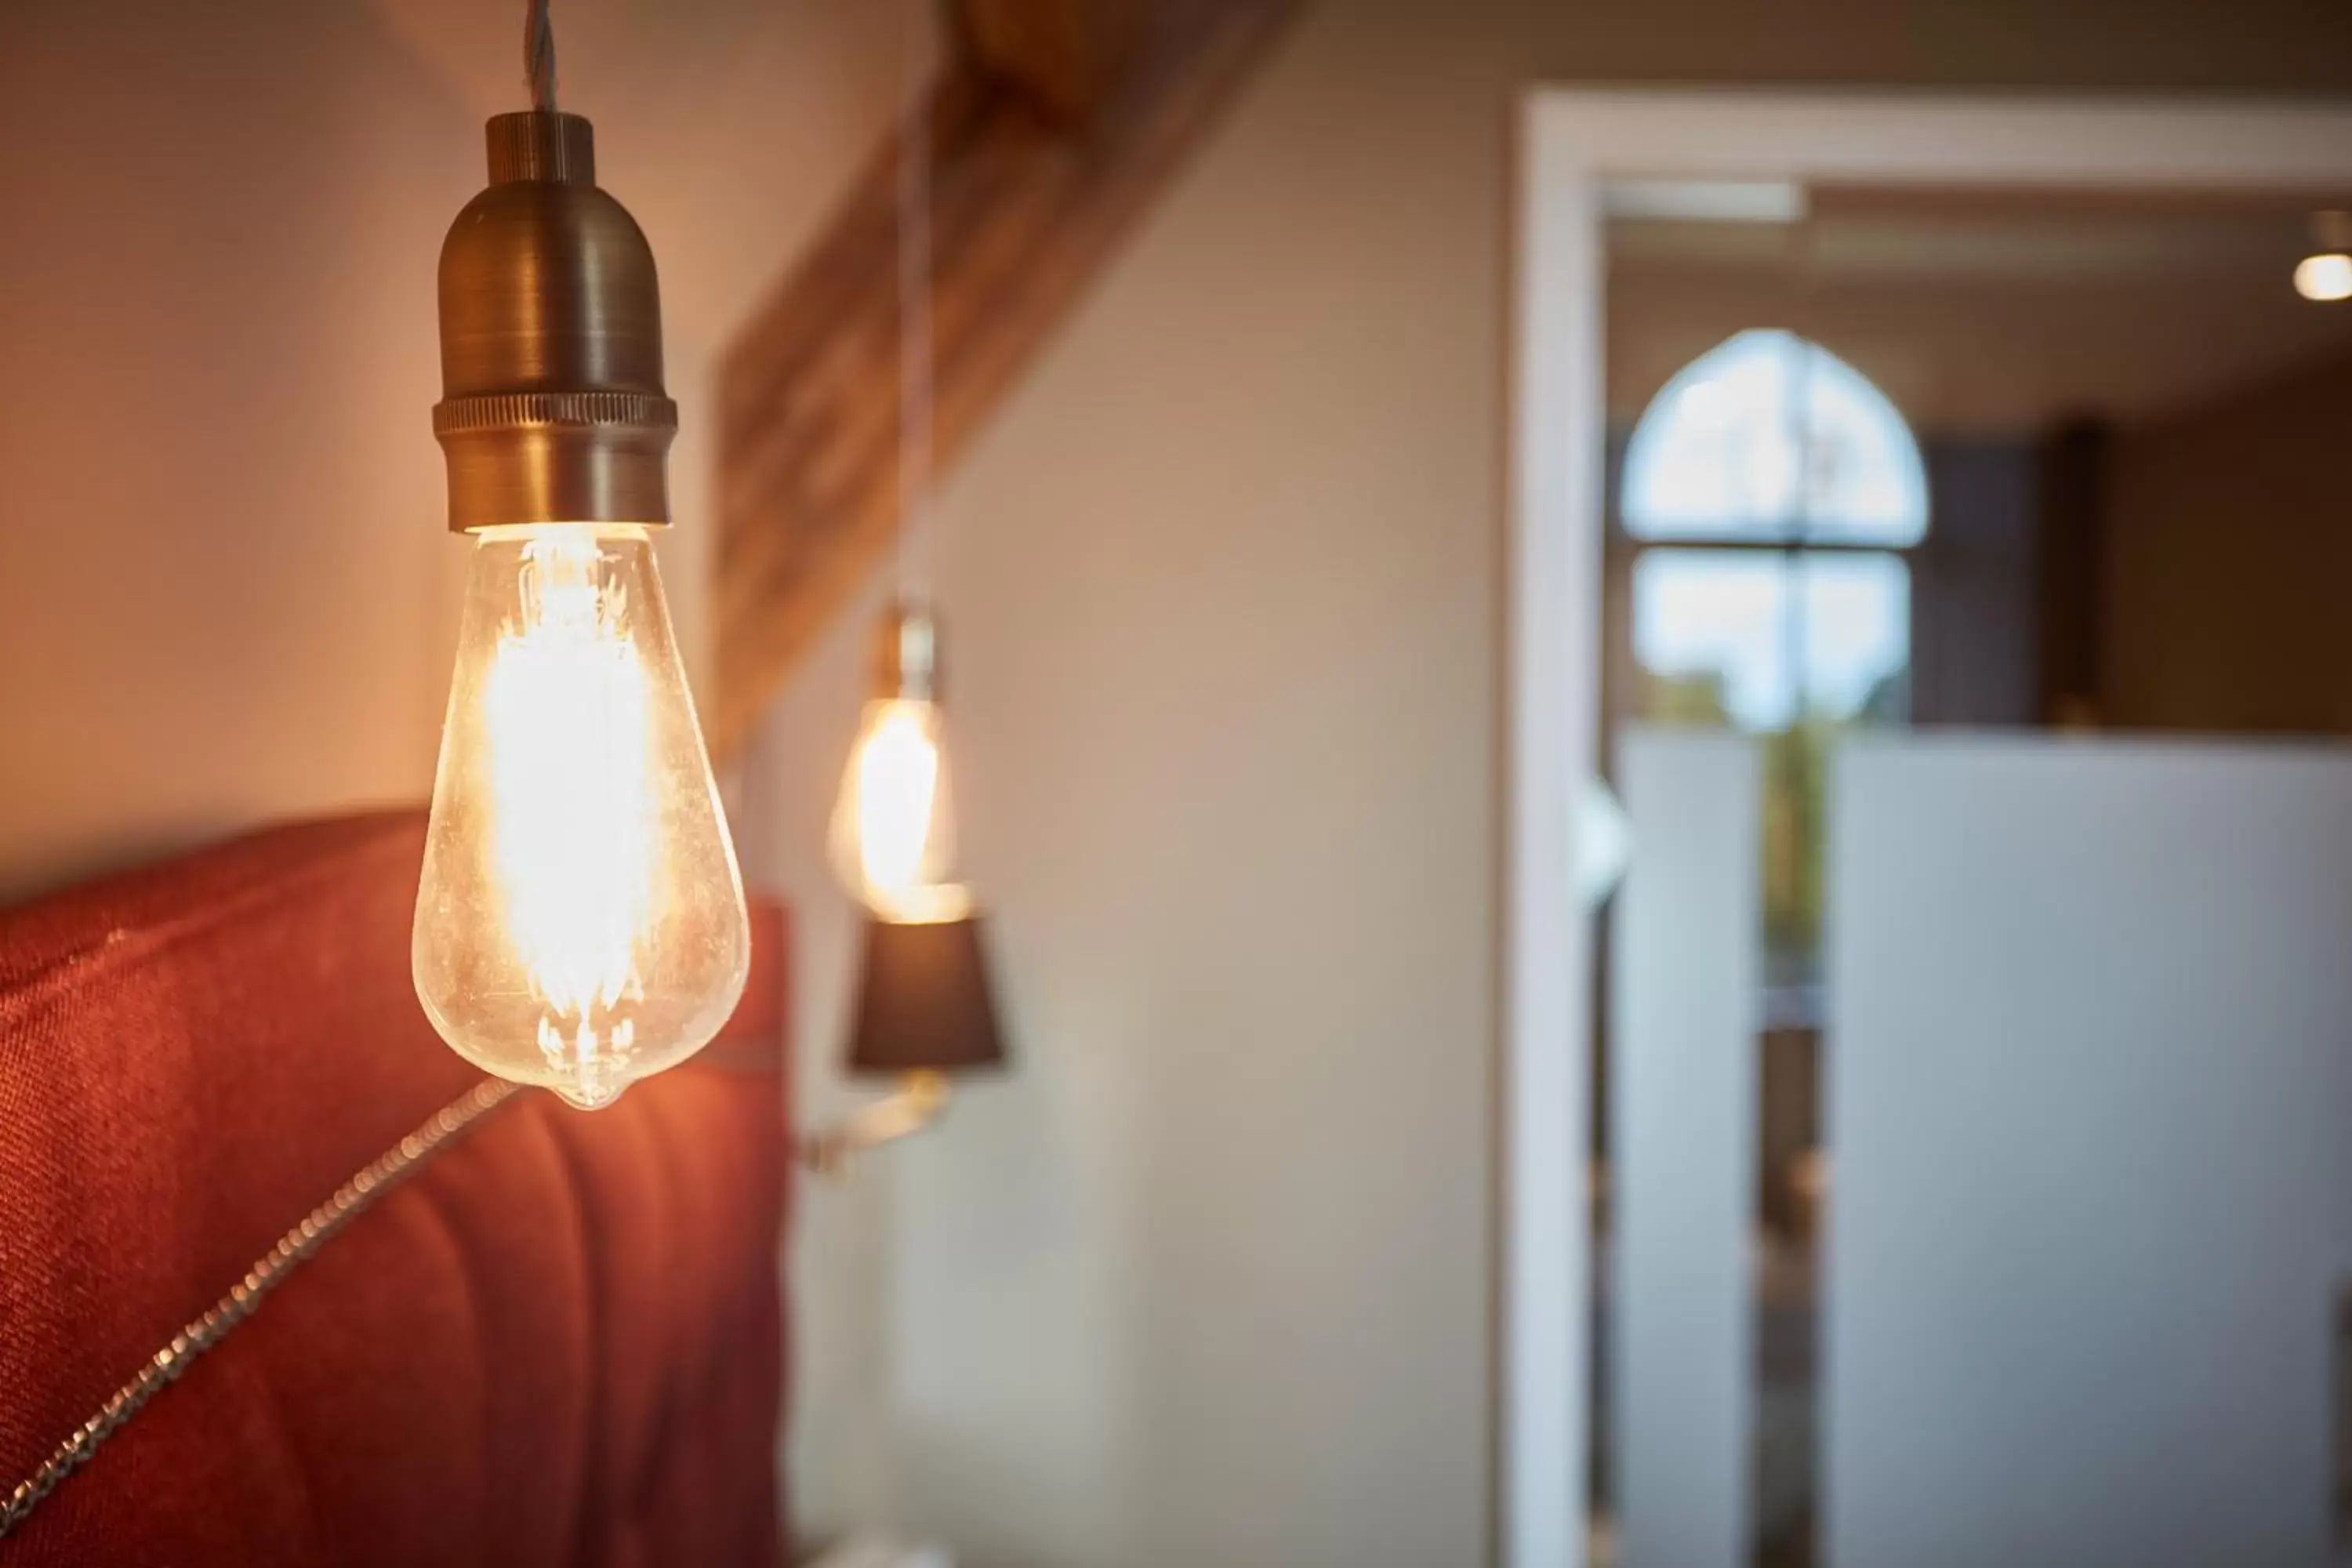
433 111 677 532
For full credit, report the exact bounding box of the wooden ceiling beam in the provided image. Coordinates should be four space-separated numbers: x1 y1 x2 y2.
951 0 1149 125
711 0 1301 759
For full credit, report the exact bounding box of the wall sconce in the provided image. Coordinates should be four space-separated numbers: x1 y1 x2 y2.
802 914 1007 1176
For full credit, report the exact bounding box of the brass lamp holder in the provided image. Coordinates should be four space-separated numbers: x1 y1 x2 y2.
799 1071 953 1178
433 31 675 534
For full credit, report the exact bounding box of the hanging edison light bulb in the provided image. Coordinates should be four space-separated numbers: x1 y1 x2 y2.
798 2 1007 1180
829 605 973 925
412 15 748 1109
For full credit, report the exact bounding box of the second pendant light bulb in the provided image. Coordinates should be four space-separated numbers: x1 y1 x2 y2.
831 606 971 925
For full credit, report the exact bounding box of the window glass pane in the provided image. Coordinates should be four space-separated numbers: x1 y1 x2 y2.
1799 553 1911 724
1621 329 1929 546
1624 336 1808 540
1632 550 1791 730
1632 550 1911 733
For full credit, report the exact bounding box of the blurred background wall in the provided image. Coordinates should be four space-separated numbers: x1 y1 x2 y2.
747 5 2352 1565
2103 350 2352 734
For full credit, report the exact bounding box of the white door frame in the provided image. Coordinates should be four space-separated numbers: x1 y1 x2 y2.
1504 88 2352 1568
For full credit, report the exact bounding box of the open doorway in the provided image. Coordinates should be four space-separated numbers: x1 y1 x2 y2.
1507 93 2352 1568
1606 178 2352 1568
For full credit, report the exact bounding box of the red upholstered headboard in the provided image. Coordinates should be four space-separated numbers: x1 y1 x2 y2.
0 811 789 1566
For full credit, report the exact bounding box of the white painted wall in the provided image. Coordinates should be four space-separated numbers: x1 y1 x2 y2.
744 11 1519 1561
1828 736 2352 1567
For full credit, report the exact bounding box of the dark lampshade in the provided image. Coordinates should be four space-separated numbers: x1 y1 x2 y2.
846 914 1008 1078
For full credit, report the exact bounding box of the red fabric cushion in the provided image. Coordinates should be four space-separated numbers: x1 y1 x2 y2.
0 811 789 1566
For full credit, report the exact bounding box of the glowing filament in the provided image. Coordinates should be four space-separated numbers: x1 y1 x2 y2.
840 699 970 924
481 533 656 1083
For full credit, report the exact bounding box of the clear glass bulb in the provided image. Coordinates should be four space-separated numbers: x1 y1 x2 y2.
414 524 750 1109
829 696 972 924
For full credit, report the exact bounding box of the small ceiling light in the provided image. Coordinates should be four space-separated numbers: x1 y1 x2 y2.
412 0 750 1109
2296 252 2352 303
2295 211 2352 302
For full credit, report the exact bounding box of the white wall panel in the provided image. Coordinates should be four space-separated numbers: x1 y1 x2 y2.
1611 729 1760 1568
1828 736 2352 1568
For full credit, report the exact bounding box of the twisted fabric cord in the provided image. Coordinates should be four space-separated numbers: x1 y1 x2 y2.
527 0 557 113
0 1079 523 1541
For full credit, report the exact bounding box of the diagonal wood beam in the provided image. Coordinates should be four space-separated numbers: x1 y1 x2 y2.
951 0 1148 125
712 0 1301 760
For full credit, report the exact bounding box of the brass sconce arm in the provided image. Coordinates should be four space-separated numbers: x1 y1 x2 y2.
799 1070 953 1178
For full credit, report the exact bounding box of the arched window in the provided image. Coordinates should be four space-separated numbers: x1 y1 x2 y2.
1624 329 1928 546
1621 331 1926 733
